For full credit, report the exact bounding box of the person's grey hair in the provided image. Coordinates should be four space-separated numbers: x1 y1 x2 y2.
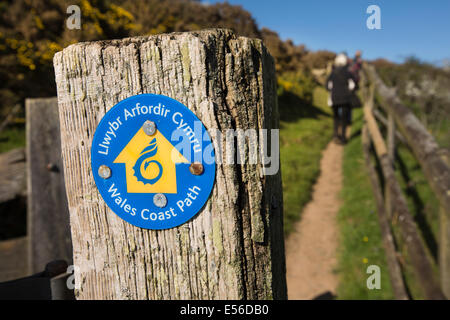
334 53 348 67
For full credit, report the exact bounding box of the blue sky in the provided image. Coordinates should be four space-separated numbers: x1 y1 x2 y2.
207 0 450 64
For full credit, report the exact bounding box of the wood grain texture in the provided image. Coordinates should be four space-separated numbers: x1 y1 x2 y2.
0 237 29 282
0 148 26 203
362 125 408 300
365 64 450 298
387 113 396 165
364 101 445 299
26 98 72 273
365 64 450 218
440 155 450 298
53 29 286 300
372 109 407 145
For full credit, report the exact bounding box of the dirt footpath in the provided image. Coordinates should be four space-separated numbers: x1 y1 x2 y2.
285 141 343 300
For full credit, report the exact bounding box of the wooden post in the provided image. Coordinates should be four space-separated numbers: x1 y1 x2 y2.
362 125 408 299
0 104 21 135
372 109 407 145
385 112 396 220
440 154 450 298
387 112 395 166
0 148 26 203
441 205 450 298
0 237 28 282
365 64 450 218
365 64 450 298
26 98 72 273
364 103 445 300
53 29 286 300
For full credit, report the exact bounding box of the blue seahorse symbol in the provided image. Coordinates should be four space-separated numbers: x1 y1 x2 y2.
132 138 163 185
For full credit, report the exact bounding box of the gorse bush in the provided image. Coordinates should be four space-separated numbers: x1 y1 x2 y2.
0 0 141 115
277 71 315 105
0 0 330 116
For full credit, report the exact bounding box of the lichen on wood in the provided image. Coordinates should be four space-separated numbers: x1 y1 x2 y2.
53 29 286 300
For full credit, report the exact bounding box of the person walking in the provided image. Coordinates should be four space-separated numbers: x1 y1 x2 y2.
326 53 356 144
350 50 363 86
345 50 363 125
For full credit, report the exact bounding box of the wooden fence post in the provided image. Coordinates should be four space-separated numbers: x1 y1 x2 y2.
441 205 450 298
26 98 72 273
365 64 450 297
365 64 450 216
387 113 395 166
364 103 445 300
372 109 407 145
361 125 408 299
53 29 286 299
440 153 450 298
385 112 396 220
0 148 26 204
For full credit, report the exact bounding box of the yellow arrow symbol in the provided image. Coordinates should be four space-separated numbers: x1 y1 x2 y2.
114 127 188 194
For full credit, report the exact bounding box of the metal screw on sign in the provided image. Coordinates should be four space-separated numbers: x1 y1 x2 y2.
189 162 204 175
98 165 111 179
153 193 167 208
143 120 156 136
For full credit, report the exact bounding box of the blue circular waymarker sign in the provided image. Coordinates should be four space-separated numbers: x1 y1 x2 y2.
91 94 216 230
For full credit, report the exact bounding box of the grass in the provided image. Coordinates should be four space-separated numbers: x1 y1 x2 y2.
395 145 440 249
388 143 441 299
336 106 442 299
336 107 395 299
279 76 443 298
280 86 333 235
0 125 25 153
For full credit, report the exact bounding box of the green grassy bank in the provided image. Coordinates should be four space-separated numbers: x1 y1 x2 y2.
336 108 394 299
280 86 333 235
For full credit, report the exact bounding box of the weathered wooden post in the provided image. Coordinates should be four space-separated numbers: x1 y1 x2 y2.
387 113 395 166
361 125 408 299
364 98 445 300
385 112 395 220
53 29 286 299
365 64 450 298
440 154 450 298
26 97 72 273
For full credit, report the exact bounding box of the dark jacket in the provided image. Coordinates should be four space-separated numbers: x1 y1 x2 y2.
326 66 355 106
350 58 363 85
